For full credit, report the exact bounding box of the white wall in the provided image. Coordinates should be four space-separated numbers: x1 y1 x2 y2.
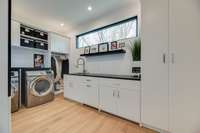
11 47 51 68
0 0 10 132
68 3 141 75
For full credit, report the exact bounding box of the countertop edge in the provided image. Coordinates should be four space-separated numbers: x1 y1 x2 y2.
65 74 141 81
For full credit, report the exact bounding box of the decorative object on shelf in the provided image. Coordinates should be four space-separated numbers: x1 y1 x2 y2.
90 45 99 54
130 38 141 61
118 42 126 49
110 41 118 51
84 46 90 54
99 43 108 52
34 54 44 68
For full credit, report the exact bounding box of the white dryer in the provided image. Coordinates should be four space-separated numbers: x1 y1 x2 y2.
25 70 54 108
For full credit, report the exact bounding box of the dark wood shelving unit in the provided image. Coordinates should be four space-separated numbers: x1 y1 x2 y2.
80 49 126 57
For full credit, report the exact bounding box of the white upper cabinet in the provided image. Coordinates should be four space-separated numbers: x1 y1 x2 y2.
141 0 169 131
11 20 20 47
50 33 69 54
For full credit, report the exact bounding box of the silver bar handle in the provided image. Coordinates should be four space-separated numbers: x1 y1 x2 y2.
113 90 115 97
171 53 175 64
118 91 120 98
163 53 166 64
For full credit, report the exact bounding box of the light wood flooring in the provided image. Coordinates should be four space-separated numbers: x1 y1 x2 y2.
12 95 157 133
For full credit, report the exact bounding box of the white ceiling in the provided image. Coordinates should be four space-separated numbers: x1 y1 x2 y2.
12 0 140 35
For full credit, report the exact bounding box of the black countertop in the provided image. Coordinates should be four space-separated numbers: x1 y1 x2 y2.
67 73 141 81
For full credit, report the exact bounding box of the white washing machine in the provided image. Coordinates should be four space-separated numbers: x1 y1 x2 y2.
11 70 20 112
25 70 54 108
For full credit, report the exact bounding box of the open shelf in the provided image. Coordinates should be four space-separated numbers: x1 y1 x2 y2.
80 49 126 57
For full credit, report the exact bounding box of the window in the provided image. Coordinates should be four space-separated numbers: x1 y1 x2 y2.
76 16 138 48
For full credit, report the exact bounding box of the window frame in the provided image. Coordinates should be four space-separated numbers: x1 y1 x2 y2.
76 16 138 48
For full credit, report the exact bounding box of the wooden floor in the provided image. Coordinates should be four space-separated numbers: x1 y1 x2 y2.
12 95 157 133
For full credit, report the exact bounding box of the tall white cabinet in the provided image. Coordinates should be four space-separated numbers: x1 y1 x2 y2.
0 0 10 132
141 0 200 133
141 0 169 131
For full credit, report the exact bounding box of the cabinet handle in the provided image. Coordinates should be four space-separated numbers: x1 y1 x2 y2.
171 53 175 64
86 79 91 82
118 91 120 98
113 90 115 97
163 53 166 64
86 85 91 87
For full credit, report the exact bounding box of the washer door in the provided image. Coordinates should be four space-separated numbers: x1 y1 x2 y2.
30 76 53 97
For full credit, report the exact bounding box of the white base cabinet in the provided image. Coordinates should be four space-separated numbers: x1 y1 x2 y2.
64 75 141 123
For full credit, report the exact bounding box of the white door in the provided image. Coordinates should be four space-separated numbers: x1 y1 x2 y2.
11 20 20 47
0 0 10 132
50 33 69 54
83 84 99 108
169 0 200 132
99 87 117 115
141 0 169 131
117 88 140 122
64 76 83 103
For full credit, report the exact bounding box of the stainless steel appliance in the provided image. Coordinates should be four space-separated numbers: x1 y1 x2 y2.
24 70 54 108
11 70 20 113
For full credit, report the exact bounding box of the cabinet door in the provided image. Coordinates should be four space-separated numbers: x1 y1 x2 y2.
83 84 99 108
64 76 83 103
117 88 140 122
169 0 200 133
11 20 20 47
99 86 117 115
50 33 69 54
141 0 169 131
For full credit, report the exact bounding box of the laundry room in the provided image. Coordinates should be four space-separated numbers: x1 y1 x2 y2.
5 0 200 133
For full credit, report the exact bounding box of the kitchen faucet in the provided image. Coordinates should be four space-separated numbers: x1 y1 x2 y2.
76 57 87 73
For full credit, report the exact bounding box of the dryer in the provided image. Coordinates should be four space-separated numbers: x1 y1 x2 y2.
24 70 54 108
11 70 20 113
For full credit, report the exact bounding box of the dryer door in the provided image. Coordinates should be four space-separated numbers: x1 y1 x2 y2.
30 76 54 97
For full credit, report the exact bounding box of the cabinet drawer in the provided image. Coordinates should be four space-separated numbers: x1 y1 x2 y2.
99 78 140 91
81 77 98 87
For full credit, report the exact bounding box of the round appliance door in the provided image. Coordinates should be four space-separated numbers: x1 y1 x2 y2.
30 76 53 97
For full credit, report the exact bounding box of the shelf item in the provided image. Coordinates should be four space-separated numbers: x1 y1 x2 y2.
80 49 126 57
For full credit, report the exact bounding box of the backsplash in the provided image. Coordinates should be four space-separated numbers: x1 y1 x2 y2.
69 37 140 75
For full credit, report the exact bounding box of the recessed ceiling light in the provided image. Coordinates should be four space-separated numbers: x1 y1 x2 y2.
60 23 64 27
88 6 92 11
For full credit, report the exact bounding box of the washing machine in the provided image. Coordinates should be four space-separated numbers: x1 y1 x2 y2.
11 70 20 113
24 70 54 108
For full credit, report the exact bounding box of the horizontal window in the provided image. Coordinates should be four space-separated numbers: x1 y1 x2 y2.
76 16 138 48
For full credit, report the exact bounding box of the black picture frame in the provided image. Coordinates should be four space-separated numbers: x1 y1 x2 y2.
34 54 44 68
110 41 118 51
99 43 109 52
84 46 90 54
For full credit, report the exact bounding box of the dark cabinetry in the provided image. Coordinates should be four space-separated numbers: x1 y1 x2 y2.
20 24 48 50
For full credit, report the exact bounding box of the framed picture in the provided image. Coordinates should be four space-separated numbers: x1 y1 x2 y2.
90 45 99 53
34 54 44 68
99 43 108 52
84 46 90 54
110 41 118 51
118 42 126 49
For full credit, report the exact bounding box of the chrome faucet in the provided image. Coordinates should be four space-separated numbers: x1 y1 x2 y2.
76 57 86 73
